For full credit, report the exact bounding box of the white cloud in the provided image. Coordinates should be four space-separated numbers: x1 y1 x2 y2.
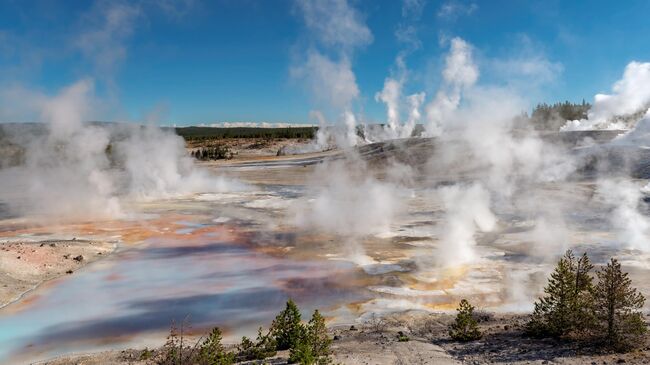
437 1 478 20
204 122 316 128
150 0 199 19
395 0 426 53
395 24 421 51
294 0 373 52
75 1 142 75
489 35 563 86
402 0 426 19
75 0 200 77
491 56 563 84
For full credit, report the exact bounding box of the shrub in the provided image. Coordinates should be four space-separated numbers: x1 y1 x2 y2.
449 299 482 341
139 347 153 360
158 322 181 365
368 313 387 334
526 250 593 339
396 331 409 342
271 299 303 351
592 258 647 351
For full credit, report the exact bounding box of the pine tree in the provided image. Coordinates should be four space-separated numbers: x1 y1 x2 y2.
236 336 255 358
197 327 234 365
307 310 332 361
289 310 332 365
236 327 277 361
526 250 593 338
254 327 277 359
572 252 595 335
288 339 315 365
270 299 303 350
592 258 647 350
449 299 482 341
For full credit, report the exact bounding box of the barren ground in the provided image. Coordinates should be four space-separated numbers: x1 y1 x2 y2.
0 239 115 308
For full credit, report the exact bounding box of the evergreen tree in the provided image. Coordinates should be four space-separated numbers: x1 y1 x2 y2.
270 299 303 350
572 252 595 334
526 250 593 338
289 310 332 365
530 100 591 130
236 327 277 361
592 258 647 350
449 299 482 341
197 327 234 365
288 339 316 365
307 310 332 359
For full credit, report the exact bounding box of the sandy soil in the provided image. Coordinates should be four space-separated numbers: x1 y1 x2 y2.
36 311 650 365
0 239 115 308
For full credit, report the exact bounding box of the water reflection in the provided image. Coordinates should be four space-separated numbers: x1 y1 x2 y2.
0 216 365 363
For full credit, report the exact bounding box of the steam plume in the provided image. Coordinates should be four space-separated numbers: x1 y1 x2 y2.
436 183 496 265
425 37 478 136
292 0 372 147
0 79 241 221
562 62 650 131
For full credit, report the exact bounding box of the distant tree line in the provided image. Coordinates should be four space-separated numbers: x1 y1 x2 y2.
529 100 591 130
176 127 317 141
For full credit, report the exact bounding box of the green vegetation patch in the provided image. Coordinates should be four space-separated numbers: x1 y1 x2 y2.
175 126 317 140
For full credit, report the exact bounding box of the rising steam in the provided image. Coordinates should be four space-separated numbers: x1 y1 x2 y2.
562 62 650 131
436 183 496 265
0 79 241 221
292 0 372 147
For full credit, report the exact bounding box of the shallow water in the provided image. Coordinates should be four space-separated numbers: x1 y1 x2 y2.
0 189 367 363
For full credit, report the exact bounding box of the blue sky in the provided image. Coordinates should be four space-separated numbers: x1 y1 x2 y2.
1 0 650 125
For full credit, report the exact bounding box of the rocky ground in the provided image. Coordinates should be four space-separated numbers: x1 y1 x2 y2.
35 311 650 365
0 239 115 308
